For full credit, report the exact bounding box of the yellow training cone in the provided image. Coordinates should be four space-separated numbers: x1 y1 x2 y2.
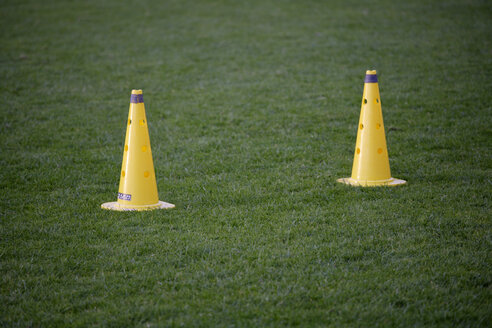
101 90 175 211
337 70 406 187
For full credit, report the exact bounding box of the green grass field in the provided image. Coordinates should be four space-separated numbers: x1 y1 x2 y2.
1 0 491 326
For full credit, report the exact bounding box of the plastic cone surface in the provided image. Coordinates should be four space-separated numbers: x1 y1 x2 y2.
337 71 406 187
102 90 175 211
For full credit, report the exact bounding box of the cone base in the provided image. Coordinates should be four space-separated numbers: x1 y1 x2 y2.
337 177 406 187
101 201 175 211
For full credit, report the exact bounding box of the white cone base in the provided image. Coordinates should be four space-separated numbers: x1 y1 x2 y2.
101 201 175 211
337 177 406 187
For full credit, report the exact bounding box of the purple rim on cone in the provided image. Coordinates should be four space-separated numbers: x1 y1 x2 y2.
364 74 378 83
130 94 144 103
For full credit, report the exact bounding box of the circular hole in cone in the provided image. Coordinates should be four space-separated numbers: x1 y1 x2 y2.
142 145 147 152
356 148 360 154
124 145 128 151
359 124 364 130
140 120 145 126
144 171 150 178
377 148 383 154
363 99 367 104
128 119 131 125
122 170 125 177
376 123 381 129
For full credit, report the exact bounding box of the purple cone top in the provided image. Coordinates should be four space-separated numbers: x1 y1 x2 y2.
364 74 378 83
130 94 144 103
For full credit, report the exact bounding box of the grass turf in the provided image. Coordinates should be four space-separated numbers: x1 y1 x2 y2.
1 0 491 326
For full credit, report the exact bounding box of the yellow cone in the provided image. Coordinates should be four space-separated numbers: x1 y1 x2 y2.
337 70 406 187
101 90 175 210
